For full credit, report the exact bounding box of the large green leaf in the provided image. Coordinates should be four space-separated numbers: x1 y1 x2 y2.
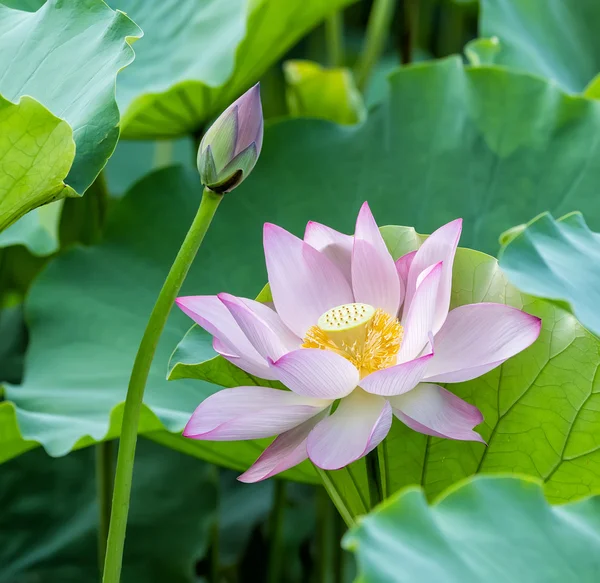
0 0 141 194
9 58 600 502
0 0 140 251
114 0 357 139
0 96 74 232
344 475 600 583
0 439 216 582
1 166 314 483
498 212 600 337
471 0 600 93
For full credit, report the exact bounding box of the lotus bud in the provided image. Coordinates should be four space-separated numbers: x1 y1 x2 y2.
197 83 263 193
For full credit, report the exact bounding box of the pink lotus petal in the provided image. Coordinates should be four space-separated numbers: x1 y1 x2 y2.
238 409 329 483
423 303 542 383
264 224 354 338
359 348 434 397
233 296 300 348
213 336 237 358
219 293 299 361
212 336 280 380
220 353 279 380
398 262 443 363
233 83 263 156
403 219 462 333
304 221 353 282
396 250 417 295
183 386 330 441
389 383 484 442
270 348 359 399
307 389 392 470
352 203 401 315
175 295 269 376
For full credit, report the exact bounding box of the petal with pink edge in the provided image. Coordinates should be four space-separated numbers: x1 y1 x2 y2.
238 409 329 483
212 337 279 380
307 389 392 470
264 224 354 338
423 303 542 383
359 349 433 396
270 348 359 399
389 383 484 442
304 221 353 282
352 203 401 315
403 219 462 333
398 262 442 363
396 251 416 294
219 293 299 361
183 387 330 441
176 295 269 376
236 297 301 349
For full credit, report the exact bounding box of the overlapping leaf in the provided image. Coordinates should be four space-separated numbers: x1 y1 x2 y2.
0 0 141 249
114 0 358 139
0 96 74 233
471 0 600 94
499 212 600 337
283 60 365 125
6 59 600 505
345 476 600 583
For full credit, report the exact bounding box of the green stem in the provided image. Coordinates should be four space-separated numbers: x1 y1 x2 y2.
314 467 356 528
316 488 335 583
210 510 220 582
210 465 220 583
400 0 420 65
437 1 465 58
333 512 347 583
354 0 397 91
365 448 383 510
96 440 115 577
325 11 344 67
102 187 223 583
267 480 287 583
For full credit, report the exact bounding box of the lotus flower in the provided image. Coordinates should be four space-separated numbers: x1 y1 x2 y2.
176 204 541 482
197 83 263 193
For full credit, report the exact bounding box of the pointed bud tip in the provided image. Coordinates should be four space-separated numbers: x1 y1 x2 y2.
197 84 263 193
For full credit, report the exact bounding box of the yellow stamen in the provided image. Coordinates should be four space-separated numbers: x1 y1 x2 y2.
303 303 403 378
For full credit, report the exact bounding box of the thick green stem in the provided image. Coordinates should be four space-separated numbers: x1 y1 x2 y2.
333 512 347 583
354 0 397 91
400 0 420 65
365 448 383 509
325 11 344 67
316 487 335 583
96 440 115 577
314 467 356 528
267 480 287 583
210 510 219 582
102 187 222 583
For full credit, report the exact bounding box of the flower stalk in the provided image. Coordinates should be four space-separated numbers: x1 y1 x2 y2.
267 480 287 583
325 11 345 67
96 440 115 576
355 0 397 91
102 187 222 583
365 448 384 509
